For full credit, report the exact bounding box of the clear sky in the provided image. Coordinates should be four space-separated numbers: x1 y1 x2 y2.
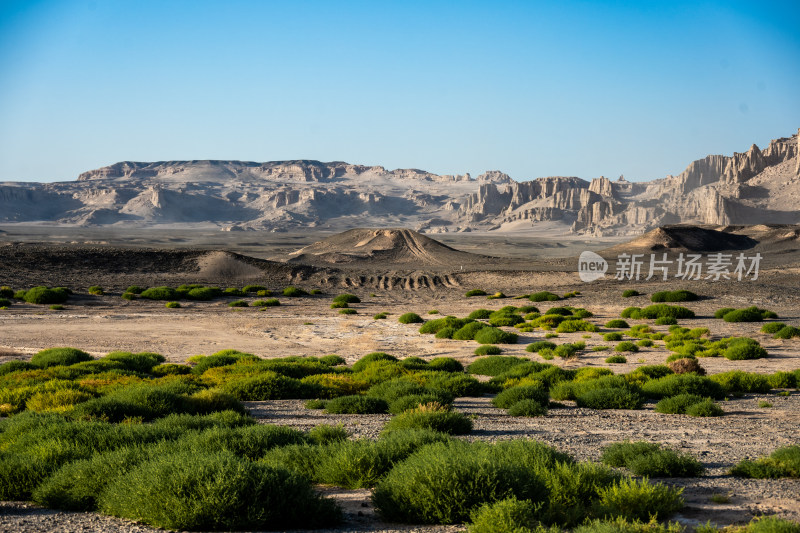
1 0 799 183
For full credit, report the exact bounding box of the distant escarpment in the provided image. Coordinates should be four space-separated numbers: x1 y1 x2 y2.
1 129 798 236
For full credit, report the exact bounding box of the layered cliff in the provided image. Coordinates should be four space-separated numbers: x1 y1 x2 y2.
1 129 798 236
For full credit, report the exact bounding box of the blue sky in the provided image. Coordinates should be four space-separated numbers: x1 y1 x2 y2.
1 0 798 183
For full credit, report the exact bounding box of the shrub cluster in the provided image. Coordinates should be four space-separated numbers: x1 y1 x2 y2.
601 441 705 477
731 445 800 479
716 306 778 322
650 290 699 302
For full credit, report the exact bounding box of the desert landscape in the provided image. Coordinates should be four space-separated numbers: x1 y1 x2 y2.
2 1 799 530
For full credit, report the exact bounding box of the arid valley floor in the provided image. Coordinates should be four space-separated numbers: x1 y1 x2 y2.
0 226 798 532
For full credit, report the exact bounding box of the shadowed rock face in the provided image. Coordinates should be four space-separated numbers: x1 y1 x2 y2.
1 130 798 236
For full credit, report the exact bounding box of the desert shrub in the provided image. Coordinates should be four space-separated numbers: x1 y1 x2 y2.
148 364 190 376
123 285 144 294
253 298 280 307
724 337 768 360
184 287 217 300
240 285 265 293
324 395 388 414
622 290 640 298
768 371 798 389
774 326 800 339
139 287 178 301
621 307 641 319
468 309 493 320
0 360 38 375
650 290 699 303
474 345 502 356
605 356 627 364
636 339 653 347
318 354 345 366
552 342 585 359
103 352 165 373
742 517 800 533
227 300 248 307
714 307 737 319
333 293 361 305
506 399 548 417
339 308 357 315
372 440 546 524
667 357 705 375
602 441 704 477
468 356 528 376
453 322 489 340
419 372 483 397
475 327 518 345
222 373 314 401
468 496 538 533
615 342 639 353
389 394 447 414
466 289 488 297
367 379 428 403
492 384 549 409
576 387 643 410
223 287 245 297
684 400 724 417
352 352 398 372
304 399 326 409
730 445 800 479
23 286 70 305
383 405 472 435
654 394 711 414
0 286 14 298
31 347 92 368
87 285 104 295
605 320 630 329
556 319 599 333
98 450 340 530
165 301 180 308
191 351 251 374
761 322 787 334
640 305 695 319
604 332 623 341
428 357 464 373
372 312 388 320
594 477 683 521
306 424 348 444
710 370 771 394
489 314 525 327
487 292 507 299
433 326 455 338
282 286 308 297
529 291 560 302
120 292 136 301
722 306 777 322
641 374 725 399
654 317 678 326
399 312 424 324
526 341 557 353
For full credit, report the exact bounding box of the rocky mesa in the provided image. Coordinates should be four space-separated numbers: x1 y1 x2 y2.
0 129 798 236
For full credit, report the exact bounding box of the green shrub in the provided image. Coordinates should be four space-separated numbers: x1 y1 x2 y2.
223 373 315 401
604 332 623 341
31 347 92 368
150 364 191 376
526 341 557 353
352 352 398 372
466 289 488 297
87 286 104 295
49 304 64 310
98 451 340 530
104 351 165 373
768 371 798 389
622 290 640 298
253 298 280 307
223 287 245 297
654 394 708 414
468 496 538 533
0 360 38 375
722 306 777 322
339 308 357 315
655 317 678 326
743 516 800 533
724 338 768 360
283 286 308 297
774 326 800 339
304 399 327 409
124 285 145 294
23 286 70 304
605 320 630 328
684 400 725 417
605 356 627 364
468 308 493 319
651 290 699 302
165 301 181 308
333 293 361 305
389 394 447 414
139 287 178 300
492 384 549 409
507 399 548 417
453 322 489 340
641 374 725 399
240 285 265 293
761 322 787 334
0 286 14 298
601 441 704 477
306 424 348 444
730 445 800 479
383 406 473 435
576 387 643 410
399 312 424 324
474 327 518 345
710 370 771 394
556 319 599 333
529 291 560 302
615 342 639 353
594 477 683 521
185 287 219 300
489 314 525 327
474 345 502 356
487 292 507 299
714 307 737 318
121 292 136 300
228 300 248 307
428 357 464 373
636 339 653 347
324 395 388 414
468 356 528 376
